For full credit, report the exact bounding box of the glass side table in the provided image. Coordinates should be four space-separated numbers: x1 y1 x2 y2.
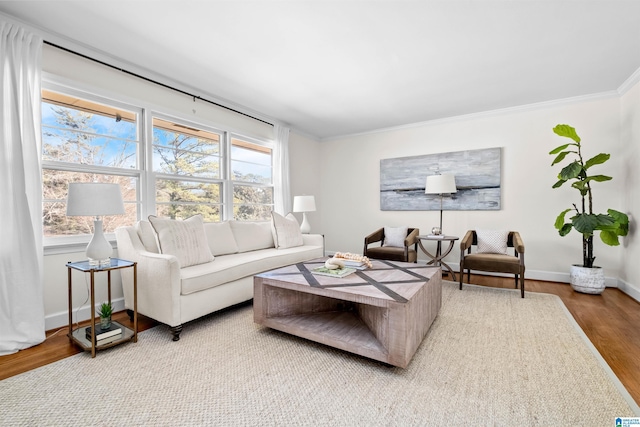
66 258 137 358
417 235 459 282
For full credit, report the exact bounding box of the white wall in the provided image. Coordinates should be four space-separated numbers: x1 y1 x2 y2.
621 79 640 300
318 95 631 288
289 132 323 234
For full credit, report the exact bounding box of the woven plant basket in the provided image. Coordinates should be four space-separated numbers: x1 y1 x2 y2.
570 265 605 294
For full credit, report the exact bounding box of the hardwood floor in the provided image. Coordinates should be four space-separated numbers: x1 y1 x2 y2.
2 274 640 406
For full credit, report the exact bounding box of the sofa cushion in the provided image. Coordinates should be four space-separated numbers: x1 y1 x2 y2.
476 229 509 255
180 245 324 295
137 220 159 253
383 226 408 248
204 221 239 256
229 220 274 252
148 215 214 267
271 212 304 249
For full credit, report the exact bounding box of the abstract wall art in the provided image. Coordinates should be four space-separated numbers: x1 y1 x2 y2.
380 147 501 211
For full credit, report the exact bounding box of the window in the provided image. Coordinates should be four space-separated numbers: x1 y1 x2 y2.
230 137 274 220
41 89 140 243
152 117 222 221
41 83 275 247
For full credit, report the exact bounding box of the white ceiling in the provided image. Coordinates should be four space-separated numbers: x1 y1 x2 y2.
2 1 640 140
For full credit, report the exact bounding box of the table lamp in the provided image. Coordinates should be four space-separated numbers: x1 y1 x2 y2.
425 174 457 235
66 182 125 266
293 195 316 234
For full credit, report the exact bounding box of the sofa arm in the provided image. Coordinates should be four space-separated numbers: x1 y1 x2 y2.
302 233 324 247
116 227 182 327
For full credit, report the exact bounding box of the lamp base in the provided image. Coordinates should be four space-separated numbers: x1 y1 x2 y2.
299 212 311 234
86 219 113 266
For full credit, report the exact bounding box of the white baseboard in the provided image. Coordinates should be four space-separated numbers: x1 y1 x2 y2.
616 279 640 303
45 297 125 332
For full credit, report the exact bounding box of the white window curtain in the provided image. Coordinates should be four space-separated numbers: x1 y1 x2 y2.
273 124 291 214
0 21 45 355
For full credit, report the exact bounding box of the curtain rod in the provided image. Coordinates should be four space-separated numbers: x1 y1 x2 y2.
43 40 274 127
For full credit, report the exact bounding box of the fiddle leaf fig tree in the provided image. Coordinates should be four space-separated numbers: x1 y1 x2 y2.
550 124 629 268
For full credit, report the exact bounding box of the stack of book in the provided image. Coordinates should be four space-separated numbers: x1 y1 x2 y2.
339 259 369 270
312 266 356 278
85 323 122 345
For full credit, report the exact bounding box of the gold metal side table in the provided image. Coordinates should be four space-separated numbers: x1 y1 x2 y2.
417 235 459 281
66 258 137 358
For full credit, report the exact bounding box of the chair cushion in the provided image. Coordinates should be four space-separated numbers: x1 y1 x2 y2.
148 215 214 267
476 229 509 254
271 212 304 249
366 246 416 263
383 226 408 248
463 253 521 274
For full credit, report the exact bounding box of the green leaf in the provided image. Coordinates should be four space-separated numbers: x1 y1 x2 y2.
608 209 629 226
552 179 566 189
584 175 612 183
600 230 621 246
555 209 571 230
553 124 581 143
559 223 573 236
584 153 610 169
572 213 598 235
549 144 572 155
559 161 583 180
551 151 572 166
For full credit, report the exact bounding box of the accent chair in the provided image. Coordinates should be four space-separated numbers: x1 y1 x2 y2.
459 230 526 298
363 227 420 263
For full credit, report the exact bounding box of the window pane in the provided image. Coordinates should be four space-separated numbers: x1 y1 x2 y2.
155 178 221 221
42 93 137 168
231 138 272 184
231 161 271 184
42 170 138 237
233 185 273 221
153 118 221 178
233 204 272 221
153 147 220 178
156 204 221 222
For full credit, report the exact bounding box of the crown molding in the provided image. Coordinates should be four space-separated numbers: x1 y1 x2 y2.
617 66 640 95
320 91 621 142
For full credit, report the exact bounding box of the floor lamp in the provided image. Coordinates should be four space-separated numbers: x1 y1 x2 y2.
425 174 457 235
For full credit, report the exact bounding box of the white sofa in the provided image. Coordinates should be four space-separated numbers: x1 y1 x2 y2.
115 216 324 340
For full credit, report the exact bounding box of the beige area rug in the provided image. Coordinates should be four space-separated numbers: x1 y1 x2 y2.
2 282 638 426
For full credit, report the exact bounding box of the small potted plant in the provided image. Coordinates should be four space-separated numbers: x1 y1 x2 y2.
98 301 113 330
549 124 629 294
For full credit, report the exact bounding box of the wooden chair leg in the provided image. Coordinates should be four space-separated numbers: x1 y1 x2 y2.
515 274 519 289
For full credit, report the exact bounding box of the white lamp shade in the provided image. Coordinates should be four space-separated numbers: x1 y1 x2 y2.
66 183 125 217
425 174 457 195
293 195 316 213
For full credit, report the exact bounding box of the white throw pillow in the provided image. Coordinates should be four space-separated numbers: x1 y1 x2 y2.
383 226 408 248
271 212 304 249
476 229 509 255
229 221 275 252
204 221 239 256
148 215 214 267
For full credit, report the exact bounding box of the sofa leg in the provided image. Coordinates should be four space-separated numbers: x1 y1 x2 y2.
126 309 134 322
170 325 183 341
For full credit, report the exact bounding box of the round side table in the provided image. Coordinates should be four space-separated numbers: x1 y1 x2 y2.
417 235 459 281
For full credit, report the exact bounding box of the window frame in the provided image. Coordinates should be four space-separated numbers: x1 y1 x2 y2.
227 132 275 220
41 76 276 254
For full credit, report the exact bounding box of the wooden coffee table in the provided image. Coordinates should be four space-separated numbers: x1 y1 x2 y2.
254 258 442 368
